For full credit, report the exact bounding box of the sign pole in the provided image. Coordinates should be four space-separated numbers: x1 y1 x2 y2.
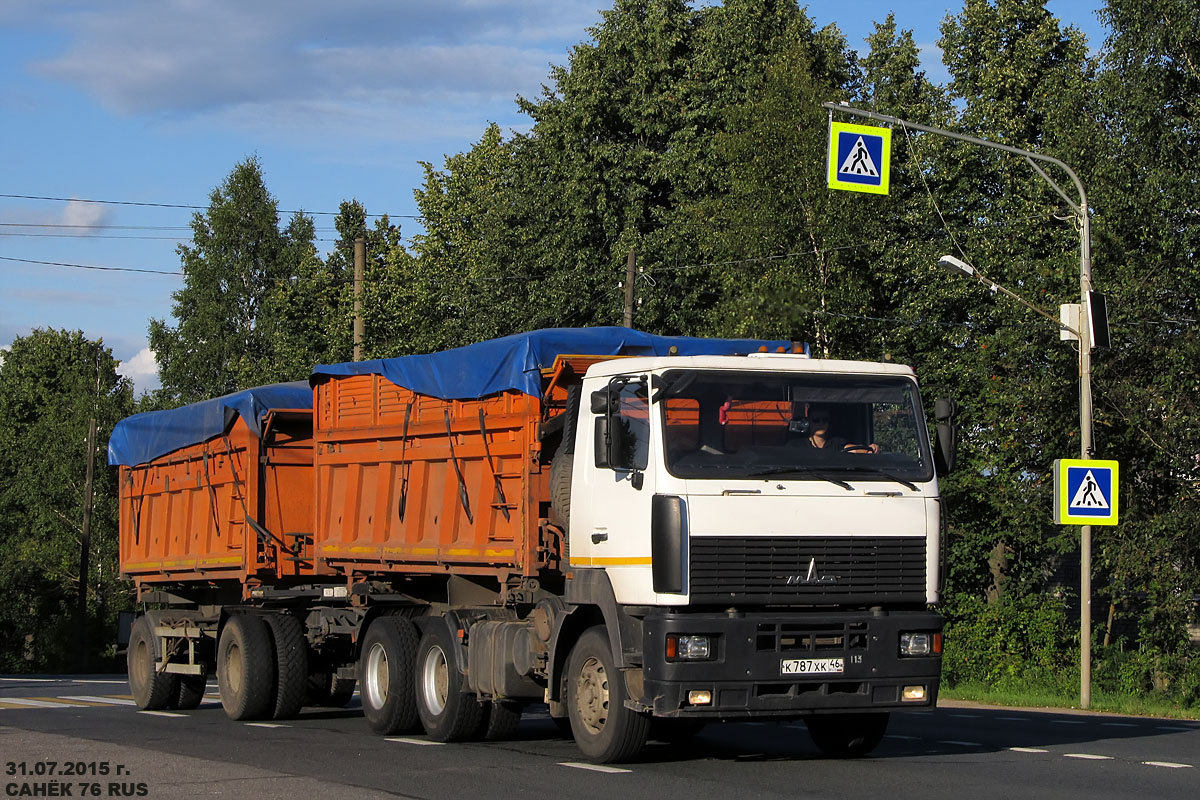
824 101 1098 709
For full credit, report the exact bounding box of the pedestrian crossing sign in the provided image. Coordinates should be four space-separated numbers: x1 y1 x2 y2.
1053 459 1119 525
827 121 891 195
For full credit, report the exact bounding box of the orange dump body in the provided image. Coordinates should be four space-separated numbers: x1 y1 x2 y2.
311 372 553 581
118 410 314 590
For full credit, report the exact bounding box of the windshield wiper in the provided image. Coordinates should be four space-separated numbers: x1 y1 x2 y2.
837 466 919 491
749 466 853 491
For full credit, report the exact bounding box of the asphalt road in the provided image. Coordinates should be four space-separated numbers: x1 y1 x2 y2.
2 676 1198 800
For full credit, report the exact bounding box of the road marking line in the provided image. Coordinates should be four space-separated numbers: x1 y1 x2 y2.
138 710 187 718
1064 753 1113 760
385 737 444 746
1102 722 1137 728
560 762 632 774
948 713 980 719
0 697 88 708
1155 726 1193 732
885 734 919 741
1009 747 1048 753
1052 720 1086 725
60 695 137 706
1143 761 1192 769
938 740 982 747
998 716 1032 722
245 722 290 728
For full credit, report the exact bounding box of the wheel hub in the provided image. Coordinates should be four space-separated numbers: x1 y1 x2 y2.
575 656 609 734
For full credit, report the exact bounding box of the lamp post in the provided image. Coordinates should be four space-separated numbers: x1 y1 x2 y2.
821 102 1097 708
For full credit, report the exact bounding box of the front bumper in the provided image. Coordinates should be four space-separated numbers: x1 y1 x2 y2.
640 609 942 719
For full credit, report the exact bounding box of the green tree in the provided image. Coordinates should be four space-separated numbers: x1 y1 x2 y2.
0 329 133 671
149 157 320 402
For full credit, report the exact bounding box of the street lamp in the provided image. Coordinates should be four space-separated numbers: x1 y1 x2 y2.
937 255 1080 338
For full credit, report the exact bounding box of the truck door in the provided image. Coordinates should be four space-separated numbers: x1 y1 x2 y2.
570 375 658 604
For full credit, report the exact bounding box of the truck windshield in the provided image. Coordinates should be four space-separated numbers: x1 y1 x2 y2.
658 370 934 483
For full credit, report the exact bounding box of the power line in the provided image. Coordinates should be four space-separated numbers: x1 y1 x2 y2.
0 193 420 220
0 255 181 275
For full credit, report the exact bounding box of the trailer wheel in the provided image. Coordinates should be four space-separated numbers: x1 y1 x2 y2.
327 675 357 706
805 712 889 758
173 674 207 710
415 625 483 741
264 614 308 720
217 614 275 720
567 626 650 763
474 700 523 741
127 616 177 710
360 617 420 735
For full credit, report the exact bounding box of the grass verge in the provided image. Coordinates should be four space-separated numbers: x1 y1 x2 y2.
941 682 1200 721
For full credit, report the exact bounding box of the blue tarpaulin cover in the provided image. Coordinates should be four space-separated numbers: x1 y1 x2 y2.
107 381 313 467
310 327 792 401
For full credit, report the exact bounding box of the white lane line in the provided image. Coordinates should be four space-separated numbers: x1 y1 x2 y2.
560 762 632 774
1155 726 1194 732
385 737 444 746
938 740 982 747
1102 722 1138 728
0 697 87 708
1143 761 1192 769
885 734 920 741
1064 753 1113 761
998 716 1032 722
948 713 980 719
138 710 187 718
1052 720 1087 725
245 722 290 728
1009 747 1049 753
60 695 137 706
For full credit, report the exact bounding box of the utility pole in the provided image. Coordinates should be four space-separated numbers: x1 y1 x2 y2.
353 237 365 361
623 249 636 328
77 416 97 671
824 101 1097 708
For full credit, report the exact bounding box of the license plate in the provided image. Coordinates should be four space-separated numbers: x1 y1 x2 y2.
780 657 844 675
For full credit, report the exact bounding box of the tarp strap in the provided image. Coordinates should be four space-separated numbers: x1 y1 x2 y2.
397 402 413 522
479 408 511 521
443 409 474 525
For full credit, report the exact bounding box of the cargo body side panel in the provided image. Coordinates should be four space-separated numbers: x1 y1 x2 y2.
312 373 546 579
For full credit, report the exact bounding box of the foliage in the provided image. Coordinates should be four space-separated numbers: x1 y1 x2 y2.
942 593 1076 692
0 329 133 671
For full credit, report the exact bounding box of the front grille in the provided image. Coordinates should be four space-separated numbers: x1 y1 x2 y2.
689 536 926 605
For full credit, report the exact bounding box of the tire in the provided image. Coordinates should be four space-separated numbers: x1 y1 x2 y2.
174 674 207 710
327 675 356 706
476 700 523 741
805 712 889 758
549 386 581 561
359 616 420 735
567 627 650 763
415 624 484 741
217 614 276 720
127 616 178 710
264 614 308 720
305 672 357 707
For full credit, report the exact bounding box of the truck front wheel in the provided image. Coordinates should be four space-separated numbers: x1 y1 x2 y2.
415 625 483 741
805 712 889 758
127 616 177 710
359 616 419 735
567 627 650 763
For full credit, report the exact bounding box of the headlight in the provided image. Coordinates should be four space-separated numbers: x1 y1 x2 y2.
666 634 714 661
900 632 942 657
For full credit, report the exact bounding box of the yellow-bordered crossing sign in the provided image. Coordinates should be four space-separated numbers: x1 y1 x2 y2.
827 121 891 195
1053 459 1119 526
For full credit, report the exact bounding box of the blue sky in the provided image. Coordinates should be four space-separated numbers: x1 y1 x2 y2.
0 1 1106 394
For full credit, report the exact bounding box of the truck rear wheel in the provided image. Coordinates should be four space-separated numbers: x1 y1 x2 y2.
264 614 308 720
360 616 419 735
475 700 523 741
567 627 650 763
415 625 483 741
805 712 889 758
217 614 276 720
127 616 177 710
173 674 207 710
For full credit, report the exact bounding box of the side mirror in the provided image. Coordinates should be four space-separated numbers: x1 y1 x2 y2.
590 389 613 414
594 416 611 468
933 398 958 475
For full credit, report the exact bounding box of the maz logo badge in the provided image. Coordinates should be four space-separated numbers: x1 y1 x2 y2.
784 558 839 585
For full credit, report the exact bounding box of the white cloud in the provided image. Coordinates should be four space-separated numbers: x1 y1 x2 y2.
61 198 113 232
117 346 161 395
